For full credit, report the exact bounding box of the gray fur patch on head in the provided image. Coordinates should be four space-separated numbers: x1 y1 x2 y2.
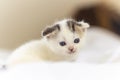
67 19 82 32
42 24 60 36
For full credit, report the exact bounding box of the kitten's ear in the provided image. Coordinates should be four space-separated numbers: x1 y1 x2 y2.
41 24 60 38
75 20 90 32
67 19 89 32
78 20 90 28
72 20 90 37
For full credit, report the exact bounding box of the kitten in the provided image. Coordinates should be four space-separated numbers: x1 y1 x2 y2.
7 19 89 67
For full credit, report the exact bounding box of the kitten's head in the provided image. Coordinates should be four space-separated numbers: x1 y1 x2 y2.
42 19 89 57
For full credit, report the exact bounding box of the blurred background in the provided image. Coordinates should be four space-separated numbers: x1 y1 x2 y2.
0 0 120 50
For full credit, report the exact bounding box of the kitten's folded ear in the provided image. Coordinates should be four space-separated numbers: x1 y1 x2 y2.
41 24 60 38
78 20 90 28
73 21 90 37
75 20 90 32
67 19 89 32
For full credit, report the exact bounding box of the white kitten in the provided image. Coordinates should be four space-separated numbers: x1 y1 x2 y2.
7 19 89 67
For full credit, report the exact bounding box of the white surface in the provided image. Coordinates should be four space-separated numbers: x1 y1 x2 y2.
1 63 120 80
0 27 120 80
77 27 120 63
0 50 11 65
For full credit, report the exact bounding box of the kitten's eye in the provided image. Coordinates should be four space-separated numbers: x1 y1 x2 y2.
59 41 66 46
74 38 80 43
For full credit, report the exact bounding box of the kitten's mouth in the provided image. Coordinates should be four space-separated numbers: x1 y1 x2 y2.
68 51 76 54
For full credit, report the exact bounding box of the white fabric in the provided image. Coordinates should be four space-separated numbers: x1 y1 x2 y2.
77 27 120 63
0 50 11 66
0 27 120 80
1 63 120 80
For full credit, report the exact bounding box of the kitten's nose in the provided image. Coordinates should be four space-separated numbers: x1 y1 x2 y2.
68 46 74 52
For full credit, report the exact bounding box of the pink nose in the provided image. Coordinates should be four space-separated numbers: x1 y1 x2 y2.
68 47 74 52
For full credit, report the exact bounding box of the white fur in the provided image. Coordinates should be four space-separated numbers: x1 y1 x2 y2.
7 19 89 67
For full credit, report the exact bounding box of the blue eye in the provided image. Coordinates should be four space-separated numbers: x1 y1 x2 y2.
74 38 80 43
59 41 66 46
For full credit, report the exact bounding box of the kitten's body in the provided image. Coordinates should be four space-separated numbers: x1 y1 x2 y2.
7 19 89 67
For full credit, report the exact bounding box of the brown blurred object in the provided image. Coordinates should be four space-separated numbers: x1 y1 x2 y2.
73 4 120 35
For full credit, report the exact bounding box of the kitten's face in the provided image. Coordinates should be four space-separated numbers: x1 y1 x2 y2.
42 19 89 57
47 30 83 57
